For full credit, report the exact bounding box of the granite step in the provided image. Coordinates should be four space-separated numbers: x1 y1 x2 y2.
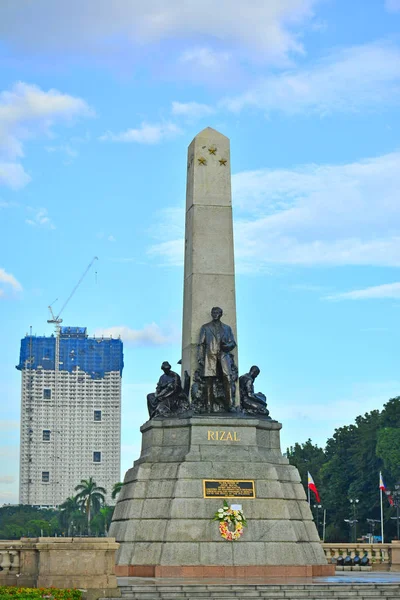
103 582 400 600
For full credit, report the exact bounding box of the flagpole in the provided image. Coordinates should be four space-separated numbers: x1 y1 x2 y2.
323 509 326 542
380 487 384 543
308 485 310 506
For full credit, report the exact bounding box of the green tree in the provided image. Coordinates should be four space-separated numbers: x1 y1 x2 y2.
380 397 400 428
111 482 123 501
1 523 25 539
287 404 399 542
376 428 400 482
91 506 114 536
320 418 380 541
59 496 83 536
74 477 106 535
0 505 62 540
286 439 326 489
25 519 53 537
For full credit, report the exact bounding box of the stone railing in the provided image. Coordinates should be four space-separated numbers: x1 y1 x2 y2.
0 544 21 580
322 543 393 570
0 538 120 599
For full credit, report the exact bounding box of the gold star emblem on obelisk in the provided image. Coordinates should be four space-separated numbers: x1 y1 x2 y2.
208 146 217 155
219 158 227 166
198 157 207 165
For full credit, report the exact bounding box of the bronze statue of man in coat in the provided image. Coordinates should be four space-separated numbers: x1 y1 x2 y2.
197 306 237 411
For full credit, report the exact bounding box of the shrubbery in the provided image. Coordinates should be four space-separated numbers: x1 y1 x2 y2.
0 588 81 600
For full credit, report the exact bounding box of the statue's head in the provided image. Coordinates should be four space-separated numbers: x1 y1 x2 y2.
211 306 223 321
161 361 171 372
250 365 260 379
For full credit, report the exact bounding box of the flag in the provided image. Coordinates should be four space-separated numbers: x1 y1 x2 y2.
308 471 321 503
379 472 394 506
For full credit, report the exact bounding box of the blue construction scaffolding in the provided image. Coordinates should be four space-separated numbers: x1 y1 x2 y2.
17 327 124 378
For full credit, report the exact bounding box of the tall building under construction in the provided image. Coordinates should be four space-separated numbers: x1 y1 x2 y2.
17 326 124 506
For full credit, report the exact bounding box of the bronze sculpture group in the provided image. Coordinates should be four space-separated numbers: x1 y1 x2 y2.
147 307 270 420
147 361 189 419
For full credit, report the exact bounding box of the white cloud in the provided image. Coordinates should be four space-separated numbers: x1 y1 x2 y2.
223 41 400 115
45 144 78 158
0 82 93 159
0 268 22 295
171 101 215 120
0 82 93 188
0 1 317 65
0 476 15 484
326 282 400 301
148 239 184 266
25 207 55 229
100 122 181 144
0 162 31 189
232 151 400 268
147 206 184 266
179 47 231 70
385 0 400 12
94 323 179 346
108 235 116 242
149 151 400 271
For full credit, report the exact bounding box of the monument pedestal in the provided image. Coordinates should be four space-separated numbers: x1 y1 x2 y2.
110 416 334 578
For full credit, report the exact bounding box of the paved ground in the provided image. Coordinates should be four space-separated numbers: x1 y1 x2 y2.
118 572 400 586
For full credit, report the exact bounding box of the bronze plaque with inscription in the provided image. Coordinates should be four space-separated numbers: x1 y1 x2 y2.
203 479 256 498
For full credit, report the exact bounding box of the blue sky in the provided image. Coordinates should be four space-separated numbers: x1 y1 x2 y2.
1 0 400 505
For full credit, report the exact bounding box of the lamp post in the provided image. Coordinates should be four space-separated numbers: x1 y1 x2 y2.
313 504 323 539
366 518 380 543
344 518 358 543
391 484 400 540
349 498 359 543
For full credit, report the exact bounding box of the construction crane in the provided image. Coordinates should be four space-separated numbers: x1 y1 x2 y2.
46 255 98 506
47 256 98 331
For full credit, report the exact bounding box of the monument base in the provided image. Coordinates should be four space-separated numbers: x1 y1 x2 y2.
110 416 334 578
115 564 334 578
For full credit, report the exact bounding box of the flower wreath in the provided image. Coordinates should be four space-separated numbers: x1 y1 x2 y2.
213 500 247 541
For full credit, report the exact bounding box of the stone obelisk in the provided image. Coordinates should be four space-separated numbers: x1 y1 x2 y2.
181 128 238 396
110 128 334 580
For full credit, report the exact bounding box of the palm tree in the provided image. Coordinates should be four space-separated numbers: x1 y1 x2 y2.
59 496 82 536
91 506 114 536
111 481 123 500
74 477 106 535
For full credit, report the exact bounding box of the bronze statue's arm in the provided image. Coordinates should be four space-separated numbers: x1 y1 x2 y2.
246 378 255 399
222 326 237 353
197 326 206 365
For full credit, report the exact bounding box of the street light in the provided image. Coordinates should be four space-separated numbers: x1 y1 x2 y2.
349 498 359 543
391 484 400 541
366 518 380 543
350 498 359 513
313 504 323 539
344 518 358 543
